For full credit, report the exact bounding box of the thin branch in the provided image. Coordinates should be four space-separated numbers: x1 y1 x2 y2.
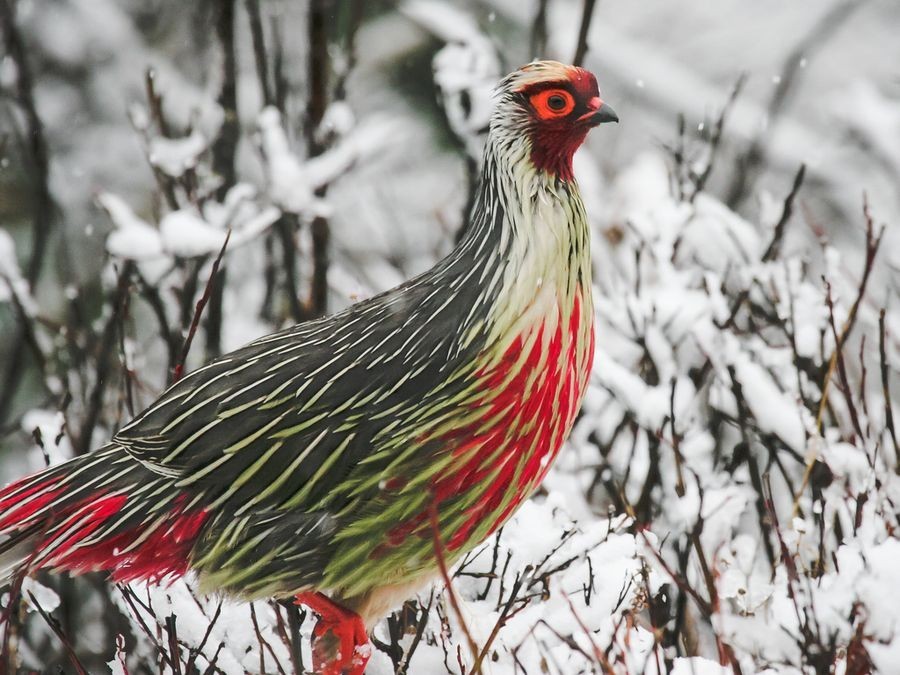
164 614 184 675
134 269 179 371
715 162 806 333
762 163 806 261
530 0 549 59
396 592 435 675
206 0 239 358
428 500 481 671
184 601 223 673
116 585 178 671
276 214 306 322
76 262 134 456
688 74 747 202
305 0 333 318
879 309 900 472
26 592 88 675
814 198 884 432
245 0 274 106
173 231 232 382
572 0 598 67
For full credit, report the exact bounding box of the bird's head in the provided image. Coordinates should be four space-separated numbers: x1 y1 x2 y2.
493 60 617 182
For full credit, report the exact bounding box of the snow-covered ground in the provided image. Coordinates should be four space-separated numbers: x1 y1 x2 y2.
2 1 899 673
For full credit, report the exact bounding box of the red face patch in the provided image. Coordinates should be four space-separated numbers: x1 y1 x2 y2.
519 68 604 181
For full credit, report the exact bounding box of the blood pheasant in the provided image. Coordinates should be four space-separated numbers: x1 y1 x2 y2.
0 61 616 674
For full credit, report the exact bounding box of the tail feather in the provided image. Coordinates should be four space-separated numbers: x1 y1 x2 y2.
0 444 208 585
0 530 37 585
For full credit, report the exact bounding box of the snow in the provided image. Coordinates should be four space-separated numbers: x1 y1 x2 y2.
731 355 806 453
148 130 208 178
256 106 398 219
159 209 227 257
101 187 279 261
670 657 732 675
22 577 60 613
20 409 71 467
97 192 166 261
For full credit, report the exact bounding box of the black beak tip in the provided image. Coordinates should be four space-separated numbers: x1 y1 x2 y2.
594 103 619 125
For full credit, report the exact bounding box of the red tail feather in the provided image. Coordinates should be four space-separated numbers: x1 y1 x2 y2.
0 478 63 532
0 470 208 583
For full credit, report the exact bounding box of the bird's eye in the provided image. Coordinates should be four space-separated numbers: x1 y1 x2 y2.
529 89 575 119
547 94 566 110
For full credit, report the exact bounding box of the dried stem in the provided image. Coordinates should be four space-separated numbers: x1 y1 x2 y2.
173 232 232 383
530 0 549 59
26 592 88 675
76 262 134 456
879 310 900 472
206 0 239 359
572 0 598 67
428 500 481 672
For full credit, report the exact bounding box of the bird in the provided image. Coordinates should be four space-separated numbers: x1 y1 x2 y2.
0 60 617 674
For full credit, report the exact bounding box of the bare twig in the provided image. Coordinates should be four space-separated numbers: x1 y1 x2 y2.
275 214 306 322
824 280 866 443
530 0 549 58
879 310 900 472
762 163 807 261
305 0 333 318
184 601 223 673
396 592 435 675
428 500 481 672
134 269 179 371
688 74 747 202
26 592 88 675
76 262 134 455
667 378 687 497
143 68 179 210
249 602 287 675
245 0 274 106
164 614 184 675
715 162 806 333
206 0 239 359
116 585 179 671
814 197 884 432
572 0 598 67
173 231 232 382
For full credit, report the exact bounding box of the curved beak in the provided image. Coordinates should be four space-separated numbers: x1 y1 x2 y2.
589 103 619 126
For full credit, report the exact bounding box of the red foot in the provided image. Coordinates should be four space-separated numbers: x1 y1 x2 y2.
296 592 370 675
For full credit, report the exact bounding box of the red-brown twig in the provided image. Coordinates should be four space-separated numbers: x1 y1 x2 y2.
172 231 231 382
428 500 481 672
26 591 88 675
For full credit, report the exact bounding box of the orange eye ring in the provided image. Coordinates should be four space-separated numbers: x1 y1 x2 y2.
530 89 575 119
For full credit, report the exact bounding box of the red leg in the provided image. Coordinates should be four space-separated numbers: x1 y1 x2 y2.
296 591 370 675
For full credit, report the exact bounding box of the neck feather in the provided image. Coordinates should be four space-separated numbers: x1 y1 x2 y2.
454 133 592 310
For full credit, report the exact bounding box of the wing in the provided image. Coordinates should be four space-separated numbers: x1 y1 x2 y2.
114 269 486 516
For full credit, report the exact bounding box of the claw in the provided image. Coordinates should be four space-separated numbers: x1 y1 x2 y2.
296 592 371 675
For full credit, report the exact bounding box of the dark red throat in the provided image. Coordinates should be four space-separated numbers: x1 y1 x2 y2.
529 127 590 182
